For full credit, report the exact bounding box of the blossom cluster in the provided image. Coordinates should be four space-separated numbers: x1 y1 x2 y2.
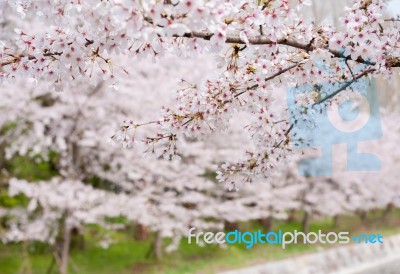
1 0 400 184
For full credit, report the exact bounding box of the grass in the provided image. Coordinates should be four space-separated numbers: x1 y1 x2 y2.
0 210 399 274
4 155 58 182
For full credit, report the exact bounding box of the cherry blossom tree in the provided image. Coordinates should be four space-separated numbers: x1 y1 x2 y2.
1 0 399 185
0 53 295 263
0 58 220 258
3 178 129 274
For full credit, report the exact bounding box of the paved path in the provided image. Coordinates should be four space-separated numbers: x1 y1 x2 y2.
219 234 400 274
334 253 400 274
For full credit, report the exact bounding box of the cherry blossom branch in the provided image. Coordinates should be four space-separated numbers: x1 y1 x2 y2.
344 59 355 79
0 51 63 68
314 68 376 106
145 133 176 143
384 17 400 22
180 31 400 67
143 14 399 67
176 62 305 130
184 31 311 51
273 124 294 149
274 68 376 152
232 62 304 100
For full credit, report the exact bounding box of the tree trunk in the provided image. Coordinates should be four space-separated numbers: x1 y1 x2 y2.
302 211 310 234
224 221 239 231
134 224 149 241
145 231 163 260
359 211 368 222
287 209 297 223
153 231 163 260
383 203 394 219
0 144 5 170
333 215 340 228
258 217 273 231
19 241 32 274
59 221 72 274
71 227 85 250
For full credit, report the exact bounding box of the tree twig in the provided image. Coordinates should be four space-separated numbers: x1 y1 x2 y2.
313 68 375 106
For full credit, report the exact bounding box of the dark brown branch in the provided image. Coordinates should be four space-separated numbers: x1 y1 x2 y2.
274 124 294 148
181 118 194 126
186 31 312 51
314 68 375 106
384 18 400 22
233 62 303 99
1 51 63 68
344 59 355 79
265 62 303 82
144 15 386 66
178 30 400 67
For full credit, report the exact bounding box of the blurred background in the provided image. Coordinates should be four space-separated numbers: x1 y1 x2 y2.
0 1 400 274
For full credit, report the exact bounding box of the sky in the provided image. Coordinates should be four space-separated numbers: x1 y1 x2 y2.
387 0 400 16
